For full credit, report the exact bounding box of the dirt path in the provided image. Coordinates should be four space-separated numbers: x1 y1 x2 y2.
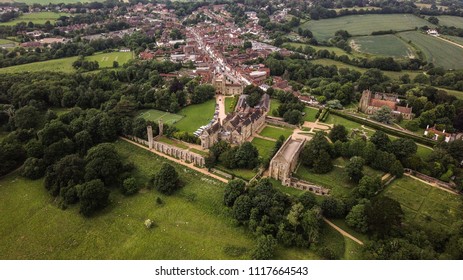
403 173 459 195
323 218 364 246
121 137 228 183
437 36 463 50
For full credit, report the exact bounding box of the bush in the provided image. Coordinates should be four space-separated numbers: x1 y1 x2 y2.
152 163 181 195
251 235 277 260
122 177 138 195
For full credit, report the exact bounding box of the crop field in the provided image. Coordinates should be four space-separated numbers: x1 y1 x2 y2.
0 140 330 259
299 14 432 41
0 51 133 74
397 31 463 69
0 12 70 26
251 137 276 160
436 15 463 28
138 109 184 125
259 125 293 140
174 99 216 133
383 176 462 228
349 35 415 58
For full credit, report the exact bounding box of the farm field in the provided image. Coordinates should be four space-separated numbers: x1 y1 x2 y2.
436 15 463 28
137 109 184 126
174 99 216 133
0 12 70 26
0 51 133 74
443 35 463 47
258 125 293 140
397 31 463 69
299 14 432 41
251 137 276 160
382 176 462 228
349 35 415 58
311 58 421 80
0 139 328 260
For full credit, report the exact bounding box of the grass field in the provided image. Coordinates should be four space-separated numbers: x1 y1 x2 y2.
0 12 70 26
259 125 293 140
299 14 432 41
269 99 282 116
251 137 276 160
0 139 330 259
382 176 462 228
137 109 184 126
0 51 133 74
436 15 463 28
174 99 216 133
0 38 17 48
443 35 463 47
224 96 237 114
304 106 319 122
156 136 189 149
397 31 463 69
349 35 415 58
435 86 463 99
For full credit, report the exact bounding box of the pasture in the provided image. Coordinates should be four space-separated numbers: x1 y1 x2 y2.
138 109 184 126
382 176 462 228
436 15 463 28
0 12 70 26
299 14 432 41
349 35 415 58
174 99 216 133
397 31 463 69
0 139 325 260
258 125 293 140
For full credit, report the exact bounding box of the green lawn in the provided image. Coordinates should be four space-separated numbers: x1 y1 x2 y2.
251 137 276 160
156 136 189 149
137 109 184 126
303 106 319 122
174 99 216 133
0 12 70 26
436 15 463 28
397 31 463 69
259 125 293 140
224 96 237 114
416 145 433 159
299 14 432 41
0 139 324 259
382 176 462 228
269 99 281 116
0 51 133 74
216 166 257 181
349 34 416 58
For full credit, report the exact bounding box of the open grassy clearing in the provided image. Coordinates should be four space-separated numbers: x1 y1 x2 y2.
283 42 356 58
0 12 70 26
259 125 293 140
349 35 415 58
137 109 184 126
0 139 326 259
311 58 420 80
303 106 319 122
251 137 276 160
224 96 236 114
436 15 463 28
434 86 463 100
397 31 463 69
382 176 462 228
174 99 216 133
269 99 281 117
0 51 133 74
299 14 432 41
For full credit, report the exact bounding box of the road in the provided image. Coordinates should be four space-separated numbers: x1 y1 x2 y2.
216 94 226 124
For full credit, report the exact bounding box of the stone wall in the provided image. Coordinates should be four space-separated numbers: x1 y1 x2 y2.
265 116 298 129
288 177 330 196
404 168 457 192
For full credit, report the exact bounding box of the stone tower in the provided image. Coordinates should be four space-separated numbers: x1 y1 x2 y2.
147 125 153 149
158 119 164 137
359 90 372 113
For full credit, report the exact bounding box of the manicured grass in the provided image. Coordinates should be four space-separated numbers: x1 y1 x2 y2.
311 58 421 80
137 109 184 125
303 106 319 122
382 176 462 228
259 125 293 140
190 148 208 157
174 99 216 133
416 145 433 159
269 99 281 116
436 15 463 28
0 140 323 259
299 14 432 41
156 136 189 149
0 12 70 26
397 31 463 69
0 51 133 74
349 34 416 58
224 96 237 114
323 112 364 131
251 137 276 160
51 107 72 116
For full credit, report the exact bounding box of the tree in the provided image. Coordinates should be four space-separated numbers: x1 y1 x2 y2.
85 143 123 186
328 124 348 142
389 160 404 177
287 203 305 229
428 16 439 25
224 179 246 207
191 84 215 104
14 105 40 129
122 177 138 195
370 131 391 151
77 179 110 217
357 175 382 198
283 109 303 125
390 138 417 160
371 106 393 124
251 235 277 260
152 163 181 195
298 192 317 210
366 196 403 237
113 61 119 68
232 195 252 221
234 142 259 169
345 156 365 182
301 132 333 174
21 157 45 179
243 41 252 49
321 197 345 218
45 154 85 196
301 207 322 244
346 203 368 233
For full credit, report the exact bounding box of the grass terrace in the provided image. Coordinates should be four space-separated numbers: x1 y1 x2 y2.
174 99 216 133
